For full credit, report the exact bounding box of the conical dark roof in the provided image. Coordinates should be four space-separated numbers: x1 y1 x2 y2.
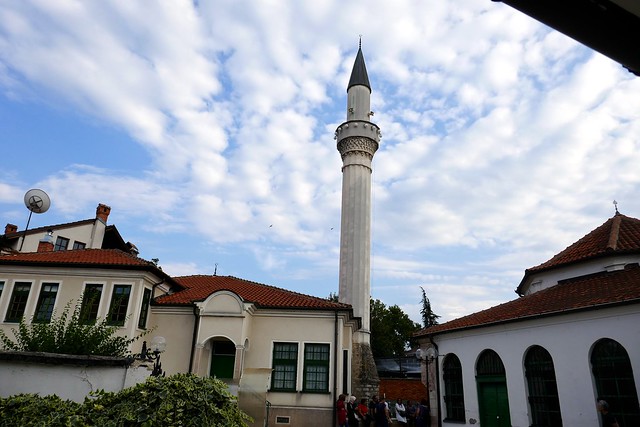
347 47 371 92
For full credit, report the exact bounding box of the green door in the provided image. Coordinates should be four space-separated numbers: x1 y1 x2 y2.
209 340 236 379
478 381 511 427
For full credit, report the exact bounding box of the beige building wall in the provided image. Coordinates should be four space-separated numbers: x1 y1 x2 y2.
0 266 164 355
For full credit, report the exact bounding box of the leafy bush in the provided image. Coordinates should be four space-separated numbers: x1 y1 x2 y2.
0 374 251 427
0 299 145 356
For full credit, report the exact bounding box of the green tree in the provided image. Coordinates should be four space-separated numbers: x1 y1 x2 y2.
420 286 440 328
370 298 420 358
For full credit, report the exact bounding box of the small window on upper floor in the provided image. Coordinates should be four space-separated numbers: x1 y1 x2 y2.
34 283 59 323
54 236 69 251
72 241 86 250
0 281 4 299
108 285 131 326
5 282 31 323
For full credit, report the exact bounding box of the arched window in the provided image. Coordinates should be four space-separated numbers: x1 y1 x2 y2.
524 345 562 426
591 338 640 427
476 349 511 427
477 349 505 376
443 354 465 421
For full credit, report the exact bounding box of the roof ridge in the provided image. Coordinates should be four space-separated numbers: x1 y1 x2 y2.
606 213 622 250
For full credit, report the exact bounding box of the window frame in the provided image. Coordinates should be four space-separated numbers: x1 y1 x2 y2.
54 236 70 251
137 288 152 329
302 343 330 393
525 345 563 427
4 282 32 323
72 241 86 250
443 353 466 422
80 284 104 324
271 342 299 392
33 282 59 323
107 284 132 326
0 281 4 299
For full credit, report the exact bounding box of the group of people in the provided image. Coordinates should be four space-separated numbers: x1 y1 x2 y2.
337 394 431 427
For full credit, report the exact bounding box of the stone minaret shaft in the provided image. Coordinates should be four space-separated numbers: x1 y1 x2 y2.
336 47 380 344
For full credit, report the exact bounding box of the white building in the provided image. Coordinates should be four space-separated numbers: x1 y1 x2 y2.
415 212 640 427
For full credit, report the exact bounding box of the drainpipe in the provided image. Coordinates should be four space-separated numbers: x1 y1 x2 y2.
188 305 201 373
429 336 442 427
333 310 339 426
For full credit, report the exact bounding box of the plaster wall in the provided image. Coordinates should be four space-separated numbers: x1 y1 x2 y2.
14 222 104 253
0 359 149 402
432 306 640 427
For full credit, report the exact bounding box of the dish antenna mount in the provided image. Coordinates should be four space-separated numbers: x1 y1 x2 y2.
19 189 51 251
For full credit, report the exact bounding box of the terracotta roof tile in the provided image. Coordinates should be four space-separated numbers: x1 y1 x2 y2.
156 275 351 310
416 263 640 336
528 213 640 273
0 249 178 287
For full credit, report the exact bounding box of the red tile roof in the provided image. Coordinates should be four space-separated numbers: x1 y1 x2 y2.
529 213 640 272
516 213 640 294
156 274 351 310
0 249 177 285
416 263 640 337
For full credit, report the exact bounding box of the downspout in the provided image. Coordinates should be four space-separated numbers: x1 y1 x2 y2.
188 305 201 373
429 336 442 427
333 310 339 426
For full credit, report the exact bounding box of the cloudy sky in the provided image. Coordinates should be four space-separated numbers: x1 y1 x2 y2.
1 0 639 324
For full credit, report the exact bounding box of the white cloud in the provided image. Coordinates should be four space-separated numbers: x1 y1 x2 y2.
2 0 640 324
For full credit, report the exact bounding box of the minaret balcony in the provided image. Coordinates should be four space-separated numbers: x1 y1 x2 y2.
335 120 381 144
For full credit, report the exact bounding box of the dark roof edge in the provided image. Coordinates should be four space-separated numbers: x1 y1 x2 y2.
516 250 640 294
415 298 640 338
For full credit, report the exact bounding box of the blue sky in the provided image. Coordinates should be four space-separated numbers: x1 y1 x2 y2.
2 1 640 324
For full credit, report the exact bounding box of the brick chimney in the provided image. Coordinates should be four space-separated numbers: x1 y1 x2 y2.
4 223 18 234
96 203 111 223
37 230 54 252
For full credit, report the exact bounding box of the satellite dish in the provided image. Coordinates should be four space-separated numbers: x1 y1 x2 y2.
24 189 51 214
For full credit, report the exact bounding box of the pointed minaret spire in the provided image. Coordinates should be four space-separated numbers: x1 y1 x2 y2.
336 45 380 342
336 44 381 397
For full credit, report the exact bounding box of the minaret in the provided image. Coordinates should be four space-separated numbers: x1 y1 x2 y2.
336 43 380 398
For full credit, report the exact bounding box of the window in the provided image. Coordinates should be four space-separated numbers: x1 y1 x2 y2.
54 236 69 251
525 345 562 426
80 284 103 323
271 342 298 391
0 281 4 299
72 241 86 250
303 343 330 392
443 354 465 421
591 338 640 427
34 283 59 323
108 285 131 326
138 288 152 329
5 282 31 322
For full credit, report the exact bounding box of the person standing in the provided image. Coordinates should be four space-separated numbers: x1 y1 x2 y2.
415 398 430 427
337 394 348 427
358 398 369 425
347 395 360 426
368 395 379 427
395 398 408 426
375 396 392 427
597 399 620 427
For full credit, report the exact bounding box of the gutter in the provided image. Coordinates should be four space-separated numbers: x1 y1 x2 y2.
333 309 339 426
188 305 201 373
429 336 442 427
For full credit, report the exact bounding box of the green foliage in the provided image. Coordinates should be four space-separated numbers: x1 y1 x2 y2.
370 298 421 357
0 374 251 427
420 286 440 328
0 299 145 356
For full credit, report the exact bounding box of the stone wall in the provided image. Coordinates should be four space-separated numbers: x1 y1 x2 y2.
351 342 379 399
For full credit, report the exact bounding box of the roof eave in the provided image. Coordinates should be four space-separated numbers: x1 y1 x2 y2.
415 297 640 338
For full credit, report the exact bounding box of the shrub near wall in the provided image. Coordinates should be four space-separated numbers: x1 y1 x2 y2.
0 374 251 427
